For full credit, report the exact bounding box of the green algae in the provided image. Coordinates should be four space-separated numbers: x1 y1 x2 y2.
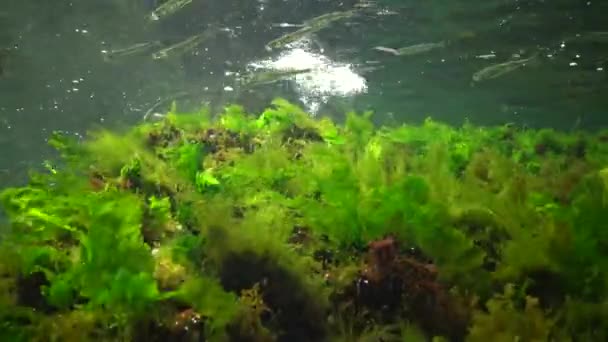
1 99 608 341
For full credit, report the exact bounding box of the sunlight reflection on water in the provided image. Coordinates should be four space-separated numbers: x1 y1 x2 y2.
248 39 367 114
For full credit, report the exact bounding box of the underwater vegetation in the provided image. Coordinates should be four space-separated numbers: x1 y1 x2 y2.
1 99 608 341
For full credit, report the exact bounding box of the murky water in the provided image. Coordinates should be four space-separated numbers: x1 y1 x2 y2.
1 0 607 187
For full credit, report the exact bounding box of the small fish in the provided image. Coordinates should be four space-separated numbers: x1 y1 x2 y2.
354 1 376 9
241 68 312 87
396 41 445 56
456 30 476 40
472 54 538 82
303 9 357 28
148 0 192 21
564 31 608 44
373 41 445 56
102 41 162 61
271 23 306 28
265 9 357 51
143 91 191 121
152 29 219 60
355 64 385 74
373 46 400 55
475 53 497 60
584 31 608 40
265 25 317 51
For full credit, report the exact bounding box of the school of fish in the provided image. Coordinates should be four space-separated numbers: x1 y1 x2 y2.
103 0 584 103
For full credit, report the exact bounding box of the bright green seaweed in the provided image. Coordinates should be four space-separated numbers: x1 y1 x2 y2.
1 98 608 341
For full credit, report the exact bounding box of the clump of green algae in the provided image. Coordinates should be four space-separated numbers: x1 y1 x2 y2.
1 98 608 341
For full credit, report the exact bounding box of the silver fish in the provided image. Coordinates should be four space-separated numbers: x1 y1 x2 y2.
475 53 497 60
373 41 445 56
564 31 608 44
265 25 317 51
102 41 162 61
396 41 445 56
152 29 218 60
373 46 400 55
303 9 357 28
241 68 312 87
265 9 357 51
271 23 306 28
583 31 608 41
142 91 191 121
149 0 192 21
472 54 538 82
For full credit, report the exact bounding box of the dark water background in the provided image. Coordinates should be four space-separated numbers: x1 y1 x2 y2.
1 0 607 188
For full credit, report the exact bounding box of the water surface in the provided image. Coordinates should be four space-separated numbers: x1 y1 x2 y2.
1 0 607 186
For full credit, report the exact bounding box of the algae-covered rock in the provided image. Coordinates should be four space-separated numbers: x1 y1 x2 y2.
1 99 608 340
